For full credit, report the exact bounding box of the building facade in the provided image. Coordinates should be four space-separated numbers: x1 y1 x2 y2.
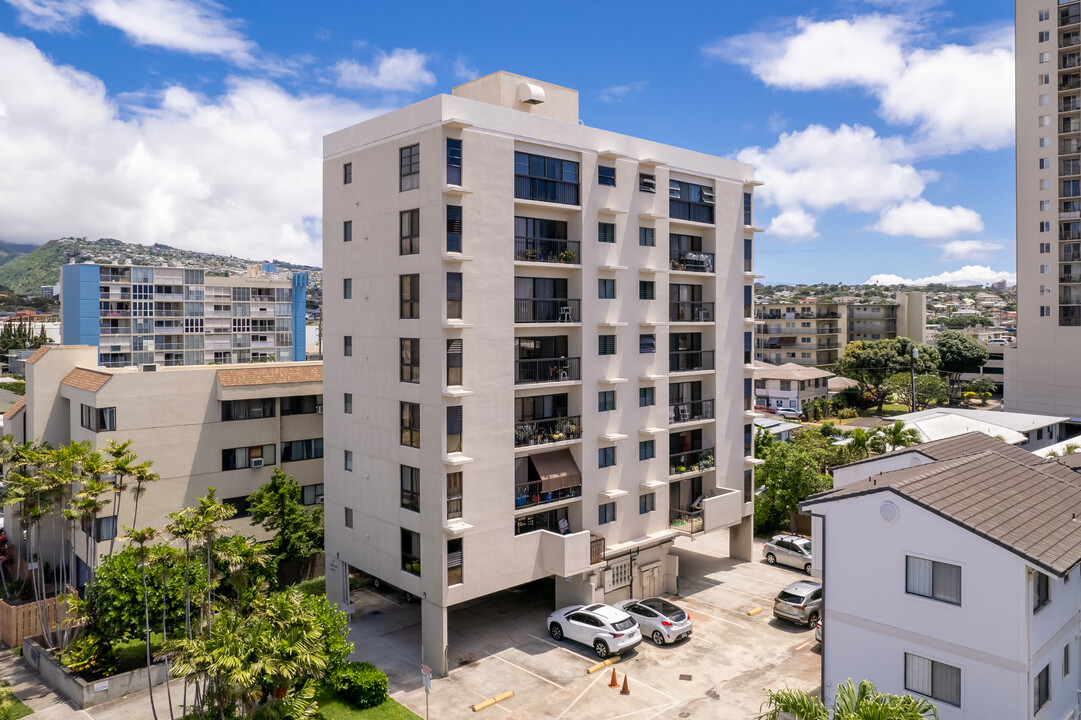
752 362 833 412
3 345 324 585
322 72 758 675
61 262 308 368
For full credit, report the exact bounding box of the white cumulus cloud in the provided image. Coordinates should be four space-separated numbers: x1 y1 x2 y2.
334 48 435 92
866 266 1016 286
767 208 819 239
931 240 1006 262
872 199 984 238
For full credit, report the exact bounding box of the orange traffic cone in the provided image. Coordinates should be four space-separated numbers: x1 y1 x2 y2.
620 675 630 696
608 668 620 688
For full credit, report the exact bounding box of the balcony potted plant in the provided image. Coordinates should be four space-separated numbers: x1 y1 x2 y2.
700 454 714 469
558 249 576 263
562 423 580 438
550 431 565 441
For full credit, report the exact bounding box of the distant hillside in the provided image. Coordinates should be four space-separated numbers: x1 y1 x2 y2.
0 238 322 296
0 240 39 267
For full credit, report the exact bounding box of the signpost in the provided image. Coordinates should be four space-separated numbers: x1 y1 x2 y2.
421 664 432 720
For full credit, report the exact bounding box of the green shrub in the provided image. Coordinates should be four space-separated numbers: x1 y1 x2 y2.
836 408 859 419
291 576 326 597
333 662 388 709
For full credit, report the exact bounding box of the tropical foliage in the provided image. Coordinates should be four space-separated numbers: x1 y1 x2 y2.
836 339 939 414
883 373 947 412
247 468 324 582
757 679 939 720
934 330 989 403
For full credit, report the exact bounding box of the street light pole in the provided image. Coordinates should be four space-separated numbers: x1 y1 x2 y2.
909 346 919 413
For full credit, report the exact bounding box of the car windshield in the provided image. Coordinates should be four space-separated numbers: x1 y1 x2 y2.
641 599 685 620
792 539 811 554
611 618 636 632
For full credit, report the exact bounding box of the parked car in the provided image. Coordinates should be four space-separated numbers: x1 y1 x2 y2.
773 580 823 627
775 408 803 420
547 603 642 658
754 404 775 414
613 598 692 645
814 617 823 643
763 534 813 574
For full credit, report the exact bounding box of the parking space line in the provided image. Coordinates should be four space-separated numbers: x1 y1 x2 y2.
554 669 608 720
489 652 564 689
643 701 680 720
605 702 674 720
528 633 596 663
686 605 746 629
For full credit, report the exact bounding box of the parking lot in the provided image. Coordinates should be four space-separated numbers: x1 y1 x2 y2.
347 532 820 719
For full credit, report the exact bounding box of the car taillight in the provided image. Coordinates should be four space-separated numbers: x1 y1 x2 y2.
793 605 804 610
661 621 673 627
612 633 624 638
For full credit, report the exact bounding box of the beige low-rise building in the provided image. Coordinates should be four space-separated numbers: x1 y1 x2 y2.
753 361 833 413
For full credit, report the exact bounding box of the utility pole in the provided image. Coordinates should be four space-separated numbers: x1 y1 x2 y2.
909 346 919 413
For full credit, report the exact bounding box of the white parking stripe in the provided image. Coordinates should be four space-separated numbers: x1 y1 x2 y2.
605 702 674 720
489 652 564 689
554 669 608 720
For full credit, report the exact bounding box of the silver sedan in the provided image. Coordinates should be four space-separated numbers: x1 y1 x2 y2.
613 598 692 645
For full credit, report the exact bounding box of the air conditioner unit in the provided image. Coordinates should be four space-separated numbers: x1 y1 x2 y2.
251 458 264 468
316 496 324 504
315 405 323 414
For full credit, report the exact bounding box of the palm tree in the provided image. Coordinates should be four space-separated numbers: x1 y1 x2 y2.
128 461 160 531
104 440 135 557
871 421 922 454
843 428 872 462
758 679 939 720
123 526 160 720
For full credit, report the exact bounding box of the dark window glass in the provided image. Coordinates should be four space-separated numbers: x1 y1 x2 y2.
599 446 616 468
400 338 420 383
280 395 323 415
514 151 579 204
598 390 616 412
598 222 615 243
343 278 352 300
344 336 352 357
598 279 616 299
400 144 420 191
639 227 655 246
344 507 353 529
400 209 420 255
446 138 462 186
221 398 275 421
344 393 352 414
80 404 117 432
447 406 463 453
401 465 420 512
599 335 616 355
280 438 323 463
598 501 616 523
639 387 655 407
446 205 463 253
640 281 655 300
343 162 352 184
639 441 655 461
400 274 420 318
640 334 656 353
639 173 655 193
401 402 420 448
598 166 616 186
447 272 463 319
447 339 463 386
639 493 655 513
743 192 752 225
401 529 421 575
447 537 463 585
344 220 352 243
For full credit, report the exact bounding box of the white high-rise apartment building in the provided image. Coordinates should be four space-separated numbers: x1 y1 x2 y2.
322 72 759 674
1008 1 1081 413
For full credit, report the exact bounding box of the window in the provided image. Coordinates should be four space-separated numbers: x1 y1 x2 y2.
446 137 462 186
400 144 419 191
280 438 322 462
598 391 616 412
447 339 463 386
1041 305 1052 317
779 380 792 391
400 402 420 448
221 398 275 421
1034 571 1051 612
905 556 961 605
446 205 462 253
598 279 616 299
743 192 752 226
401 465 420 512
343 162 352 184
280 395 322 415
598 165 616 186
744 237 753 272
345 507 353 529
639 493 655 514
447 537 463 585
1039 158 1051 170
1039 52 1051 63
1040 263 1051 274
598 222 615 243
640 334 656 354
344 450 353 472
1040 199 1051 210
639 387 655 407
80 404 116 432
905 653 961 707
599 501 616 524
94 516 117 541
514 151 579 204
344 393 352 414
599 446 616 468
1040 242 1051 253
1039 115 1052 127
401 529 421 575
639 173 655 193
222 444 276 471
343 278 352 300
1040 222 1051 232
599 335 616 355
1039 30 1050 42
1065 643 1071 679
639 281 655 300
447 272 463 319
669 180 715 223
400 274 420 318
1040 137 1051 147
344 335 352 357
1039 73 1050 85
447 472 463 519
639 227 655 246
1040 179 1052 190
400 209 420 255
447 405 463 453
302 483 324 505
639 440 655 461
1035 664 1050 714
343 220 352 243
1040 9 1050 20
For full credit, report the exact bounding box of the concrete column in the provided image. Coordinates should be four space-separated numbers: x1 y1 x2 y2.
421 599 448 677
555 572 599 608
729 515 754 562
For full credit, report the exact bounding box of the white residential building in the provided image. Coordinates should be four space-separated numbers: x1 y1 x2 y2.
321 72 758 675
887 407 1070 450
753 361 833 412
805 433 1081 719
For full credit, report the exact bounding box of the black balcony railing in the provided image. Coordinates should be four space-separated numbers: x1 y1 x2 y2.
514 480 582 510
515 357 581 384
669 199 714 224
670 399 714 423
669 250 715 273
669 447 715 475
514 415 582 448
1063 161 1081 176
590 533 605 564
669 350 715 373
1064 252 1081 262
514 298 581 323
669 302 715 322
514 236 580 264
1063 275 1081 283
1062 76 1081 91
515 175 579 205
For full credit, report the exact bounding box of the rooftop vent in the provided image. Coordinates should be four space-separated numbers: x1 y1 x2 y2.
516 82 546 105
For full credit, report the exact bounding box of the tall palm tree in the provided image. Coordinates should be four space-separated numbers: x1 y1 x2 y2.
124 526 160 720
758 679 939 720
871 421 922 454
104 440 135 557
843 428 872 462
129 461 160 531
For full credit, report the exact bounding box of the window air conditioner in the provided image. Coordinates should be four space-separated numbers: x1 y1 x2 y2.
251 458 264 468
316 496 324 504
316 405 323 414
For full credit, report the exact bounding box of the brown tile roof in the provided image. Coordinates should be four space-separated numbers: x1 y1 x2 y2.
805 448 1081 576
753 361 834 381
3 396 24 420
60 368 112 392
216 364 323 387
831 431 1046 472
24 346 51 365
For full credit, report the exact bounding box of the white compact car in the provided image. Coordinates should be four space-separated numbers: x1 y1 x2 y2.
613 598 692 645
547 603 642 658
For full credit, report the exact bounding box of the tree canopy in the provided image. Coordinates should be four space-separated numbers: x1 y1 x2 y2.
935 330 989 401
837 339 939 413
247 468 324 568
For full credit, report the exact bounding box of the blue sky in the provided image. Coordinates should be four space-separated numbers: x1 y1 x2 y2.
0 0 1015 285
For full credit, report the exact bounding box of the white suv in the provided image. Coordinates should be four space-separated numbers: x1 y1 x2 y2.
547 603 642 658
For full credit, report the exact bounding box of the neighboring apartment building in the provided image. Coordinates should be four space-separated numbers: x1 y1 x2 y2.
1009 0 1081 414
2 345 323 586
322 71 758 675
847 292 925 344
753 361 833 412
61 262 308 368
805 433 1081 719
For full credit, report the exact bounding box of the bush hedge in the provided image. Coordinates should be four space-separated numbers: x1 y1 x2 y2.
333 661 388 709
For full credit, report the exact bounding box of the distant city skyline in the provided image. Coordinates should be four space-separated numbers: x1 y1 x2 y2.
0 0 1014 284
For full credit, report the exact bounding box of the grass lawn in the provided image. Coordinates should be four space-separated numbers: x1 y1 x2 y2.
111 633 164 675
314 686 421 720
6 696 33 719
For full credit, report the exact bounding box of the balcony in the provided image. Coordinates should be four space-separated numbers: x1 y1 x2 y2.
669 302 715 322
1063 11 1081 28
1063 54 1081 70
669 199 715 225
1064 98 1081 112
758 326 840 335
669 489 743 536
514 480 582 510
669 350 715 373
515 176 579 206
669 399 714 424
1062 275 1081 283
669 250 715 273
514 298 581 324
1063 139 1080 156
1063 160 1081 176
514 415 582 448
515 529 598 577
1064 252 1081 262
515 357 581 384
153 293 184 302
1062 76 1081 91
669 447 715 476
514 237 580 264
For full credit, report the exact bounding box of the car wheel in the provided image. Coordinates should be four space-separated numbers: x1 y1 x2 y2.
806 612 819 628
652 630 665 646
765 553 777 565
549 623 563 641
804 563 812 575
593 640 610 659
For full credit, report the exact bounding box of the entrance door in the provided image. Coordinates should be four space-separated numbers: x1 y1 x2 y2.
641 566 661 597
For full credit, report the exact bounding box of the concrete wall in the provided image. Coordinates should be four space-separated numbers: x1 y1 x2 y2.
23 637 171 709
